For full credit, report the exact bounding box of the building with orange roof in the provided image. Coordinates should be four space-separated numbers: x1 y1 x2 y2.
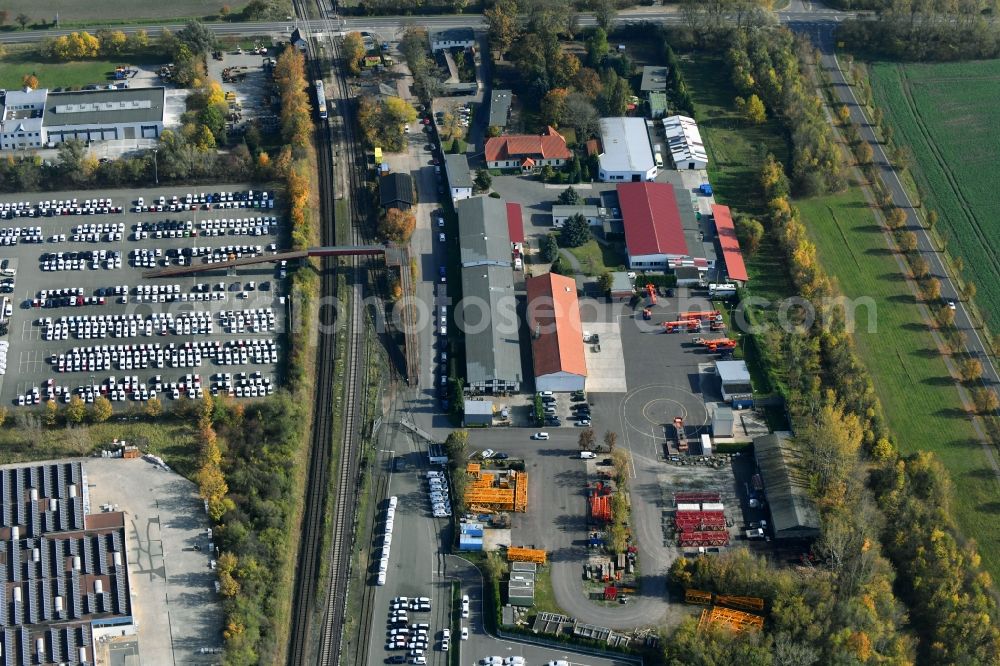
485 127 571 172
526 273 587 392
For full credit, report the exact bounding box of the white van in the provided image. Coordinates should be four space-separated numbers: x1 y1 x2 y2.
654 152 664 168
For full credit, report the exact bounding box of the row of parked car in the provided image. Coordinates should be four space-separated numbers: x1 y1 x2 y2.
0 226 44 244
427 470 451 518
376 495 397 587
49 338 279 373
1 198 123 218
40 249 122 271
385 593 435 660
133 190 272 213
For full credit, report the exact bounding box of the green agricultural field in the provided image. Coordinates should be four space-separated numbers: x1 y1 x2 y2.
797 190 1000 577
0 50 165 90
870 61 1000 331
0 0 227 24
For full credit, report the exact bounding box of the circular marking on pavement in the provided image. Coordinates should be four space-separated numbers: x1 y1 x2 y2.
620 384 710 441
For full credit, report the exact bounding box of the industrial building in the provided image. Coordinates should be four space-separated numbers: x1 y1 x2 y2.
551 204 603 228
444 153 474 202
526 273 587 393
1 87 166 150
0 462 135 665
715 360 752 408
378 172 414 211
662 115 708 170
711 204 748 284
429 27 476 52
487 89 513 129
457 196 522 393
752 432 821 540
640 66 670 118
617 182 688 270
597 117 657 182
485 127 571 171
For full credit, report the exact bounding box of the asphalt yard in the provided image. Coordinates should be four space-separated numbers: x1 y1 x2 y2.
0 185 288 409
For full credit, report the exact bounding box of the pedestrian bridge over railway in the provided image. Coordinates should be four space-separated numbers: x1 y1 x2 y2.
140 245 403 278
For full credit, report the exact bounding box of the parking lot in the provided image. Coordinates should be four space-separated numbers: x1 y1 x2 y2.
0 185 288 408
82 456 224 664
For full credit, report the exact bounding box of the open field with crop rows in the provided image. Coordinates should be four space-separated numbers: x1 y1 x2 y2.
870 60 1000 331
797 189 1000 577
0 0 226 23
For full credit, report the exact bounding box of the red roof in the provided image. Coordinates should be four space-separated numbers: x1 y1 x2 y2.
711 204 748 282
506 202 524 244
617 182 687 257
485 127 571 163
526 273 587 379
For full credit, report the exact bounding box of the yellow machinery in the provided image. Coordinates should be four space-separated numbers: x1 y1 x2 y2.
464 470 528 512
697 606 764 633
686 589 764 611
507 547 547 564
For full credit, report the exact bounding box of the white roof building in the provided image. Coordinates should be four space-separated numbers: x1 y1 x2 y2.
662 115 708 170
597 117 657 183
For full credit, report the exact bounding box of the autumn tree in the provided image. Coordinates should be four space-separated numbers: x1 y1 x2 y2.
21 74 38 89
541 87 569 127
91 396 113 423
66 395 86 424
910 255 930 279
485 0 520 58
854 141 874 165
44 400 58 426
342 32 365 76
562 91 600 140
837 104 851 125
97 29 128 56
578 428 596 450
217 552 240 597
379 208 416 244
603 430 617 452
959 357 983 383
735 216 764 256
736 93 766 124
926 209 938 229
935 305 955 328
961 280 977 301
885 207 907 230
0 407 7 427
144 397 163 418
573 67 602 100
919 276 941 302
15 13 30 30
897 230 918 253
972 387 1000 414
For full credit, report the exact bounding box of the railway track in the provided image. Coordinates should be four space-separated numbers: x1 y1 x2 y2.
284 0 380 662
283 0 370 664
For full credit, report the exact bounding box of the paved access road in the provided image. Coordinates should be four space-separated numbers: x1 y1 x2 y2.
800 22 1000 450
0 6 857 44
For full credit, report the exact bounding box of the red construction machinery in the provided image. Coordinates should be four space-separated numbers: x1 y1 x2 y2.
680 309 723 322
693 337 738 352
589 482 613 522
663 319 701 333
645 283 657 306
673 417 688 453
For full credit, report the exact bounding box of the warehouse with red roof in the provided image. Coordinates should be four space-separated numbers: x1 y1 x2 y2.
526 273 587 392
617 182 689 270
711 204 748 283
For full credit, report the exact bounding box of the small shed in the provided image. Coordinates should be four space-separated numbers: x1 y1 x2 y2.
712 404 734 438
428 443 448 466
464 399 494 426
290 28 307 51
609 272 633 300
